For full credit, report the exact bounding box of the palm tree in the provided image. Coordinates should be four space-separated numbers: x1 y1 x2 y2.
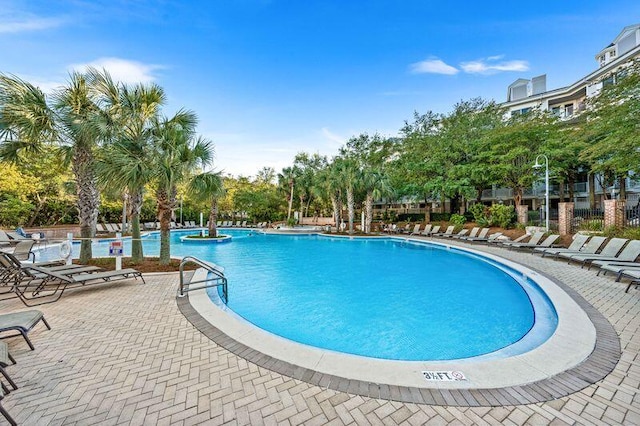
152 111 213 264
0 72 102 263
334 157 360 234
361 168 391 233
90 70 165 263
188 171 225 237
278 166 297 221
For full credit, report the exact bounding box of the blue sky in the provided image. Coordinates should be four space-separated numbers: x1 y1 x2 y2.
2 1 640 176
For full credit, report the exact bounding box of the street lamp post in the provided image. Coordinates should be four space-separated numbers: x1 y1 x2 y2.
533 154 549 231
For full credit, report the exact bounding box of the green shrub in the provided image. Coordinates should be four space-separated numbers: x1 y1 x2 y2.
397 213 425 222
579 220 604 232
431 212 451 222
489 204 515 228
449 214 466 226
468 203 487 222
0 195 34 226
602 226 640 239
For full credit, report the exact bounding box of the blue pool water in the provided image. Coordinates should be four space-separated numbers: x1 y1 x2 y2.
57 229 558 361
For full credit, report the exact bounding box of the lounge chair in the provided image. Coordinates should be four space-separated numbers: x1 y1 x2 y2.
461 228 491 242
452 227 478 239
0 341 17 393
534 234 589 257
500 231 545 248
507 234 560 251
0 386 16 426
595 262 640 277
566 239 640 269
469 231 503 244
0 240 35 262
488 233 528 246
0 231 14 248
0 310 51 350
419 224 432 236
424 225 440 236
446 229 470 239
96 223 109 234
433 226 455 237
408 224 422 235
559 238 628 265
3 253 145 306
542 235 607 259
615 269 640 292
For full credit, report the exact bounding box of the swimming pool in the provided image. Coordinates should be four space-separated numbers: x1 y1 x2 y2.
64 229 557 361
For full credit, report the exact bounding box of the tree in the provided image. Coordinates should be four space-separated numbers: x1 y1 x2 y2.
0 72 102 262
341 133 394 233
333 156 360 234
580 59 640 200
480 112 549 206
91 70 166 263
188 171 225 237
152 110 213 264
278 166 298 222
441 98 504 203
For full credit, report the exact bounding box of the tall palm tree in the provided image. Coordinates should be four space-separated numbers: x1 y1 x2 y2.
334 157 360 234
278 166 297 221
152 110 213 264
90 70 165 263
188 171 225 237
361 169 391 234
0 72 101 263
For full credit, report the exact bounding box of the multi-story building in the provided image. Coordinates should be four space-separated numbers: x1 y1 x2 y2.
373 24 640 220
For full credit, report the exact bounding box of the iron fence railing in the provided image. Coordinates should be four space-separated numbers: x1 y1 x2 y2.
626 204 640 228
571 208 604 233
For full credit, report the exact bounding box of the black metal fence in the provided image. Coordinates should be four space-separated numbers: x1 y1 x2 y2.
626 203 640 228
571 208 604 233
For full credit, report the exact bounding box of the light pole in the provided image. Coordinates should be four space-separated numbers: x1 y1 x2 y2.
533 154 549 231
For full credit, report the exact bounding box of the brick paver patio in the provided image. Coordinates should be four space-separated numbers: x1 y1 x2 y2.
1 242 639 425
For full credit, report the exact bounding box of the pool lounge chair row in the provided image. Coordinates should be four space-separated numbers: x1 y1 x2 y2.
0 309 51 425
0 252 145 306
531 235 640 293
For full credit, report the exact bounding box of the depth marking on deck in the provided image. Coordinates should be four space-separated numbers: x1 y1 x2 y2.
422 371 467 381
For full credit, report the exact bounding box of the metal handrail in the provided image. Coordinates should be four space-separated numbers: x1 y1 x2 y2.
178 256 228 303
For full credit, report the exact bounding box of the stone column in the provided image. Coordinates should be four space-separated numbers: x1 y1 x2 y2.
604 199 626 228
516 205 528 225
558 202 574 236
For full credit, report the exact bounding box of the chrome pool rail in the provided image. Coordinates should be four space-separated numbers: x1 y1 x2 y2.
178 256 228 303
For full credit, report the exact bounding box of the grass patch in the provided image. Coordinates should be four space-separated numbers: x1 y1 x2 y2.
78 257 198 273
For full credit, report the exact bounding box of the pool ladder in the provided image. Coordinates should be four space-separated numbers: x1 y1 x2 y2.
178 256 228 304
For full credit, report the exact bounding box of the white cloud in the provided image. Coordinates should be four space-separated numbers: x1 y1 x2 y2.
460 57 529 75
321 127 345 146
409 58 459 75
0 16 66 33
69 57 162 84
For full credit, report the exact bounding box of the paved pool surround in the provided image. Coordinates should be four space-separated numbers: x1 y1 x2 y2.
179 235 620 405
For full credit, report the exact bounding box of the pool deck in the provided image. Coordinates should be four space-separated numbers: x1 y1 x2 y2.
1 240 639 425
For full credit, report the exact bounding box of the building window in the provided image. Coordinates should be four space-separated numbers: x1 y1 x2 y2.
564 104 574 116
551 106 561 116
603 75 614 87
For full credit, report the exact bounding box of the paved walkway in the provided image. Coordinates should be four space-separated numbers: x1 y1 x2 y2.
1 243 639 425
